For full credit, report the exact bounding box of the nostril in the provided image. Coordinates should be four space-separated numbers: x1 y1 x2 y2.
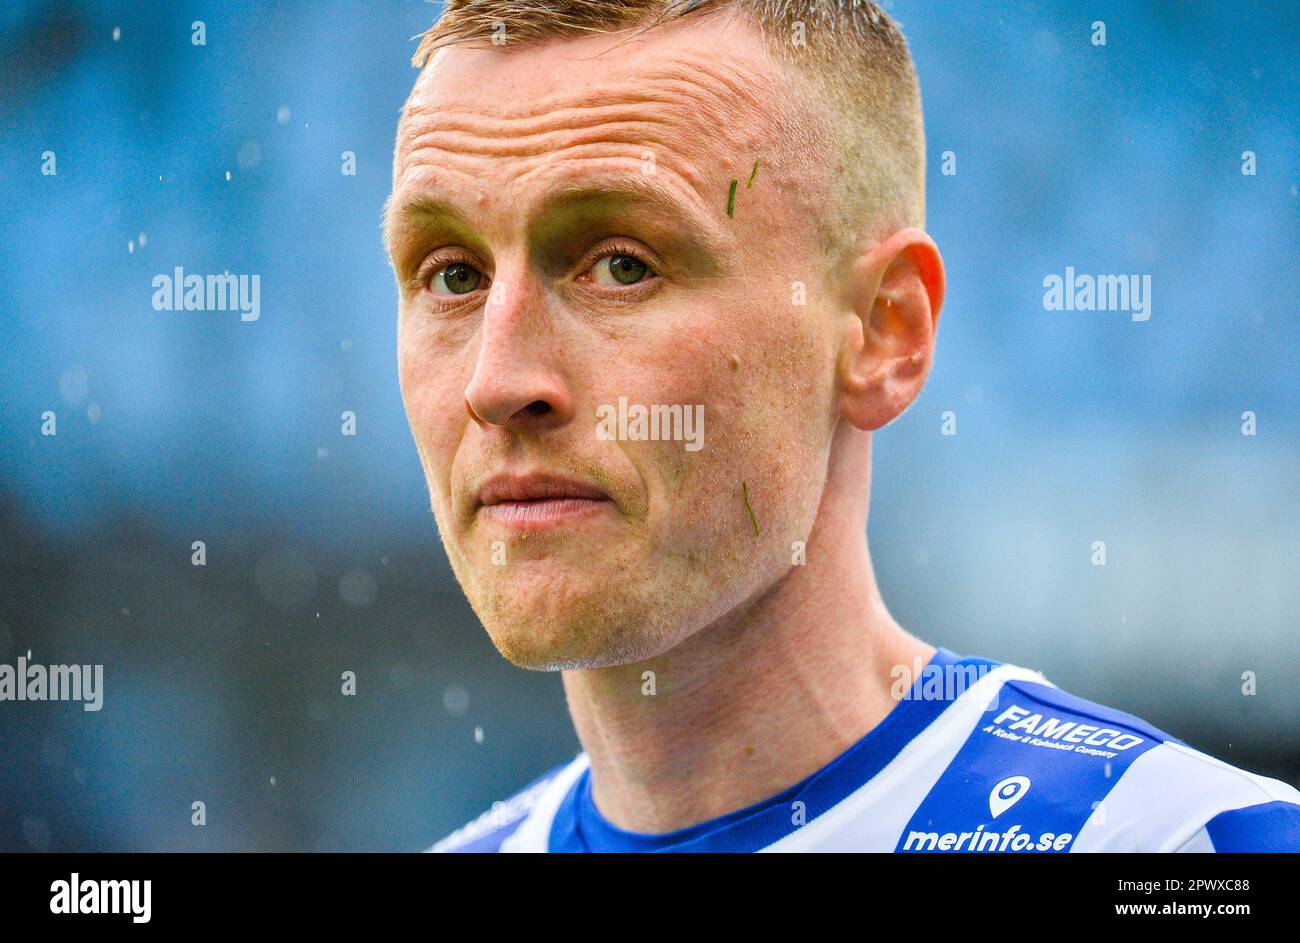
524 400 551 417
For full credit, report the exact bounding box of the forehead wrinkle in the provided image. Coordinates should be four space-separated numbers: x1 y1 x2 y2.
632 49 791 144
396 108 698 188
392 109 736 249
395 96 751 197
395 37 796 181
389 130 714 255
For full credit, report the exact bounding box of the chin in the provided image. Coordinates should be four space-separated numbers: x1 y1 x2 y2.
475 586 687 671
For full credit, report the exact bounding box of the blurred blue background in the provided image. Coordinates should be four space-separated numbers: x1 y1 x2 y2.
0 0 1296 851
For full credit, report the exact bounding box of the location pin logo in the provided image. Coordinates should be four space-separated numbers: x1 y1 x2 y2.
989 775 1030 819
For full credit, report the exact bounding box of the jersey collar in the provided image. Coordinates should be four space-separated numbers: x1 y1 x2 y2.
549 646 996 852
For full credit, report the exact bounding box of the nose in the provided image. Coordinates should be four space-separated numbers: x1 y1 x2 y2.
463 278 574 431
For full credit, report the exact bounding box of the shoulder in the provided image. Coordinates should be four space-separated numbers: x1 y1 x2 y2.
918 668 1300 852
427 754 588 853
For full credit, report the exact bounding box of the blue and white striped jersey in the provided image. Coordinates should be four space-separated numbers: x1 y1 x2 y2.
429 647 1300 852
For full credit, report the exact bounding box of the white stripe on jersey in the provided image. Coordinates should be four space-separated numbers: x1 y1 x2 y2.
1174 827 1216 853
761 663 1052 852
500 754 590 853
1070 739 1300 852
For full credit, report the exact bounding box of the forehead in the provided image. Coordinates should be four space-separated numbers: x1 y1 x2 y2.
387 16 832 236
392 15 807 200
385 15 843 276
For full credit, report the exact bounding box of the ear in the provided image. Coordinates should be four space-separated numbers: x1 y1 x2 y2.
835 227 945 431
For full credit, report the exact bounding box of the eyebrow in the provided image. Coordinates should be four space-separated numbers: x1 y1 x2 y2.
383 169 733 273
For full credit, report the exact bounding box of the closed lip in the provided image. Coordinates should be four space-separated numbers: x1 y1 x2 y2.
476 472 610 508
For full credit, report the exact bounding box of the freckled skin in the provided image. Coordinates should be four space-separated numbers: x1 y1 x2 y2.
391 16 843 671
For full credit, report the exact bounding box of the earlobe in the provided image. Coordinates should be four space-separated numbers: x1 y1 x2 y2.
836 228 945 432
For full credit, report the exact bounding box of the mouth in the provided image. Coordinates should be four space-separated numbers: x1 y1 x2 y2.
475 472 612 530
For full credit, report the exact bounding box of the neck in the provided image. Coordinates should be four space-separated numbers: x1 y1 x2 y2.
560 436 935 833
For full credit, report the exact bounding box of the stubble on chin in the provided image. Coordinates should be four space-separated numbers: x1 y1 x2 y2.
470 568 681 671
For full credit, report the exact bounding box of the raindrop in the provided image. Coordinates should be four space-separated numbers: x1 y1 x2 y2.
58 365 88 405
253 546 319 610
339 569 377 609
236 140 261 170
22 816 51 851
443 685 469 715
41 737 67 768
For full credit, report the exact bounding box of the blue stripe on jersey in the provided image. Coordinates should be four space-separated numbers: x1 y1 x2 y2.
896 677 1171 852
1204 800 1300 852
548 646 992 852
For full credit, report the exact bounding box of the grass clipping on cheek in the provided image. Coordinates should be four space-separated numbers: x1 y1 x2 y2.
742 480 760 536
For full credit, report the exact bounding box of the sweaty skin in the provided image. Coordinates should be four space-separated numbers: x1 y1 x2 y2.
388 9 946 833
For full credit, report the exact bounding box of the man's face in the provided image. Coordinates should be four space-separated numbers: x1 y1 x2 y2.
388 16 844 669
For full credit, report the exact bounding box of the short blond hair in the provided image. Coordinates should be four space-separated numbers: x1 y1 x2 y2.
408 0 924 257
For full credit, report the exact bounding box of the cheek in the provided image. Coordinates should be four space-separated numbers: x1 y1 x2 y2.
397 321 467 482
622 307 826 505
659 291 830 428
